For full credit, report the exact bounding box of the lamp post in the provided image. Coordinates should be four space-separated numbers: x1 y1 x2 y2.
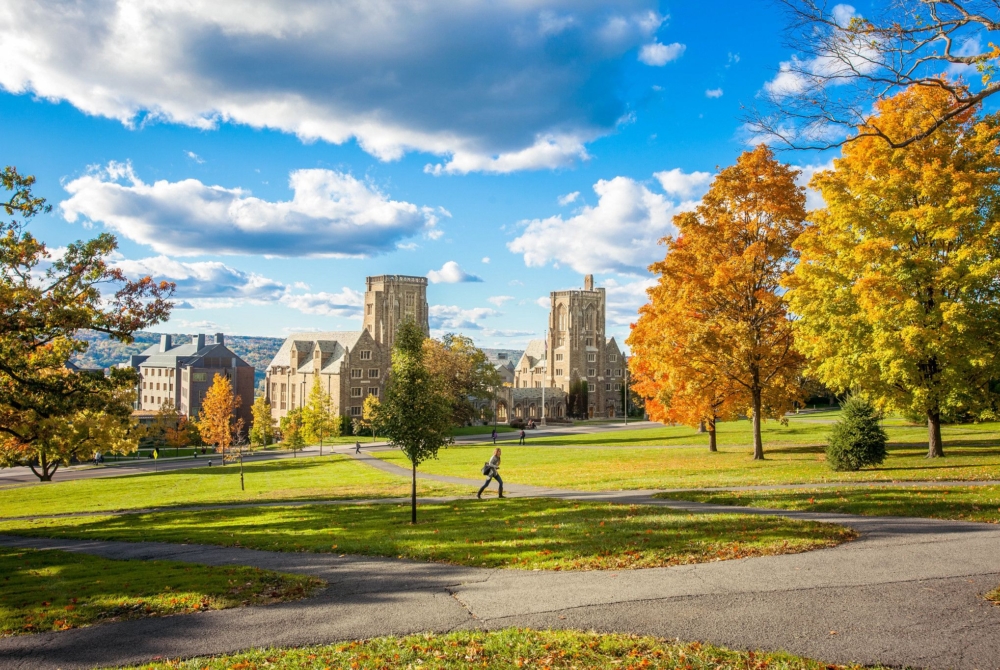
623 354 629 426
541 329 548 427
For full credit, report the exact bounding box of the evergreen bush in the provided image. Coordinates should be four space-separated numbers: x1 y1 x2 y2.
825 397 888 471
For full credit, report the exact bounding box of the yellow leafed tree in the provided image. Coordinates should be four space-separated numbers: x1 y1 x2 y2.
196 374 242 455
786 82 1000 458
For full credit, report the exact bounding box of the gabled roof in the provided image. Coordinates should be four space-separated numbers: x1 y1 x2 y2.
520 339 547 368
268 331 367 371
133 339 251 368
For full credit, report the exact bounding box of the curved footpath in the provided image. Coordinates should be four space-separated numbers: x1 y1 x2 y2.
1 451 1000 669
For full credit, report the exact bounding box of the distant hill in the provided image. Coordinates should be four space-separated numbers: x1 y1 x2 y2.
72 331 284 387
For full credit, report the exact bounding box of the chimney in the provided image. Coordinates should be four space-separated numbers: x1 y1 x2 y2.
195 334 205 349
159 334 172 353
584 274 594 291
215 333 225 346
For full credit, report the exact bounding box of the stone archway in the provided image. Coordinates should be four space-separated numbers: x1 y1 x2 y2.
496 402 508 422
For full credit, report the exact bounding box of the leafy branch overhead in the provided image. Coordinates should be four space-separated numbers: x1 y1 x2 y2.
750 0 1000 149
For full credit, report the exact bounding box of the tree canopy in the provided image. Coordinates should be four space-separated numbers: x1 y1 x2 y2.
196 374 242 455
0 167 174 480
786 84 1000 457
423 333 501 426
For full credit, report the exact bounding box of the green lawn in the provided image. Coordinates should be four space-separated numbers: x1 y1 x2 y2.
0 546 321 637
371 414 1000 490
0 499 854 571
655 485 1000 524
120 628 877 669
0 455 469 519
451 425 516 436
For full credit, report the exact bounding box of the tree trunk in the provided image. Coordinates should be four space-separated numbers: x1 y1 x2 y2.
752 389 764 460
707 415 717 453
697 420 706 433
927 409 945 458
411 461 417 524
30 453 56 482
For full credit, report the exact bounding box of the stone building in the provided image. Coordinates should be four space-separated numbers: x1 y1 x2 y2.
510 275 626 419
265 274 426 424
129 333 255 429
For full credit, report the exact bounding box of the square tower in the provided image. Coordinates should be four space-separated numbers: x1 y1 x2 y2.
362 275 429 351
545 274 614 418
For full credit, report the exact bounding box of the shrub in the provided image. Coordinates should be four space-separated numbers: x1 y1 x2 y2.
826 397 888 471
509 418 526 429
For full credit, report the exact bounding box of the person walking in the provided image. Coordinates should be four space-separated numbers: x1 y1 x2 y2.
491 428 497 444
518 429 526 445
355 440 361 454
477 447 504 499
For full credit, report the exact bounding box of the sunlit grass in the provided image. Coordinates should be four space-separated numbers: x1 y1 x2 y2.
0 498 854 571
0 547 321 637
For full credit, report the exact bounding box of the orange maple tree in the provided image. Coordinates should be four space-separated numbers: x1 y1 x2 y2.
629 145 806 459
196 374 242 455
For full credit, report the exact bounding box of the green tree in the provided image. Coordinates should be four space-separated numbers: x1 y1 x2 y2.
375 320 452 523
249 396 275 448
302 377 340 454
423 334 502 426
362 394 381 441
787 84 1000 457
825 397 888 472
280 408 305 456
0 167 174 481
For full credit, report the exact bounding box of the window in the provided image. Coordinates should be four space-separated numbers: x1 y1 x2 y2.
498 352 507 360
271 383 277 400
405 293 415 307
535 382 542 388
587 353 596 362
588 368 596 377
169 384 173 392
522 367 528 373
366 303 373 315
521 381 528 388
143 395 147 404
158 368 162 377
350 406 361 416
610 354 617 362
360 350 372 360
352 387 362 397
605 368 611 377
586 337 594 346
588 383 596 392
615 384 621 391
290 385 296 407
367 324 372 333
351 368 363 378
142 382 146 389
280 384 287 410
557 337 565 347
368 387 379 397
192 371 207 382
534 367 543 374
605 383 611 391
555 353 563 361
155 382 160 391
615 369 622 377
555 368 563 376
368 368 380 378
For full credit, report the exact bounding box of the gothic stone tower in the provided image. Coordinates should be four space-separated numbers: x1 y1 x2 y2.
545 274 610 418
362 275 430 351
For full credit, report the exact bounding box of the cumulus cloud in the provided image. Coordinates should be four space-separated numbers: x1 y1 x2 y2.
487 295 515 307
535 296 551 308
481 256 490 264
557 191 580 206
61 162 441 257
638 41 685 66
793 159 835 211
114 256 288 306
653 168 713 199
280 288 365 318
429 305 498 331
705 88 723 98
602 276 656 328
1 1 665 174
427 261 483 284
508 173 702 274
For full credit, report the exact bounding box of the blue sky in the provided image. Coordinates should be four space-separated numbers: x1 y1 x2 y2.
1 0 833 348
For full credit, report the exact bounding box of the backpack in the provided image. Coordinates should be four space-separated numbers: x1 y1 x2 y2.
482 462 493 476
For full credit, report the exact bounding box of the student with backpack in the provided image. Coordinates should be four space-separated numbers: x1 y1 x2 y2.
477 447 504 499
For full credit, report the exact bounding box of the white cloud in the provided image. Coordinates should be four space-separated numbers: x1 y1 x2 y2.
487 295 515 307
558 191 580 206
185 150 205 164
428 305 498 331
705 88 723 98
638 42 685 66
653 168 713 199
536 296 551 308
1 1 664 174
481 256 490 264
280 287 364 318
602 276 656 329
793 159 835 211
61 162 440 257
114 255 287 305
509 174 697 274
427 261 483 284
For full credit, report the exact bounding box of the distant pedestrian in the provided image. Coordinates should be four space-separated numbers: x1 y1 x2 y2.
477 447 504 499
518 429 526 445
491 428 497 444
355 440 361 454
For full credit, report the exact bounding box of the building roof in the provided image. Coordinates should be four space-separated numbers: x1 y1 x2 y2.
480 348 522 371
267 331 367 372
511 387 567 401
132 335 251 369
520 339 547 369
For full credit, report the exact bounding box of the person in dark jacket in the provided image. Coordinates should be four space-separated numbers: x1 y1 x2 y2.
518 429 526 445
477 447 504 499
491 428 497 444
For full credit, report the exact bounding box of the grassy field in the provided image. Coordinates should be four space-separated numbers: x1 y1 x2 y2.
121 628 877 669
0 456 469 519
655 485 1000 524
0 498 853 571
0 546 321 637
452 425 516 436
370 413 1000 490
